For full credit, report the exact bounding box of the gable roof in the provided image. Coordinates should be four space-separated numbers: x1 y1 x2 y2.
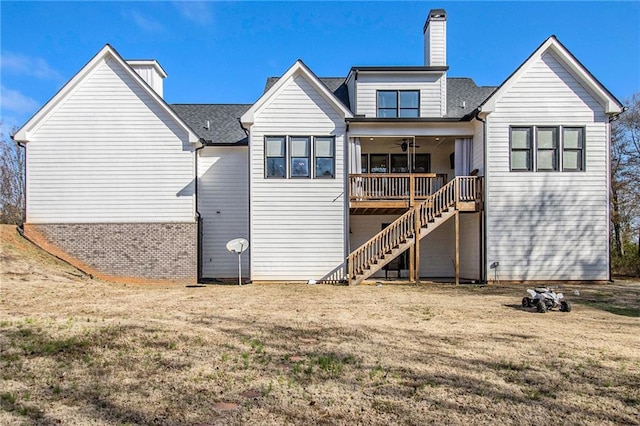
171 104 251 145
264 76 351 110
480 35 623 115
12 44 201 144
241 60 353 125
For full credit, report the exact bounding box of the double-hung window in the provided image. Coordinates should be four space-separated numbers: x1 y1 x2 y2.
510 126 585 172
290 137 311 178
510 128 533 171
265 136 335 179
265 136 286 178
377 90 419 118
562 127 584 171
536 127 559 171
314 137 335 178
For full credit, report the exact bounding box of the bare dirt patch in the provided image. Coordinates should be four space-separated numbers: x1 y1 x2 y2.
1 225 639 425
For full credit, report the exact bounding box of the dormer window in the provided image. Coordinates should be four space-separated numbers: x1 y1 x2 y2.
377 90 419 118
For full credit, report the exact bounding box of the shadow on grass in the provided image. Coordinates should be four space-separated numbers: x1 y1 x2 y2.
575 300 640 317
2 302 639 425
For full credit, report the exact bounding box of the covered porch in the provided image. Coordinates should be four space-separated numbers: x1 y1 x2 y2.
348 135 477 214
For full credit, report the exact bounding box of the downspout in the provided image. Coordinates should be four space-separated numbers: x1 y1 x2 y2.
194 139 206 283
13 137 27 226
237 118 251 280
345 124 350 282
474 109 487 284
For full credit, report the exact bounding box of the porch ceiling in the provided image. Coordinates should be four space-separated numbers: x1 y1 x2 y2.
347 121 474 138
359 136 455 153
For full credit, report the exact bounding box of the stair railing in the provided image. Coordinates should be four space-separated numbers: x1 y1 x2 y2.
349 177 478 284
348 207 416 281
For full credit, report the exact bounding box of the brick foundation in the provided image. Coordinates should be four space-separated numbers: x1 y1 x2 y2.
23 223 198 283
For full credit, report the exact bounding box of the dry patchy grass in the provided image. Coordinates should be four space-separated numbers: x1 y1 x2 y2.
1 225 639 425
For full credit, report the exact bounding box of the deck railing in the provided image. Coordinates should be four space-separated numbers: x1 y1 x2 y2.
348 173 448 203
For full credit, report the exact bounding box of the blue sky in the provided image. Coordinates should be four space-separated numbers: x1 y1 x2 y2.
1 1 639 134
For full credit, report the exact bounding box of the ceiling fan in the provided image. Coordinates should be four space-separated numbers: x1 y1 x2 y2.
391 138 420 152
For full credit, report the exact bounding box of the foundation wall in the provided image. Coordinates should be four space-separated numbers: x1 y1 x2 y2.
24 223 198 283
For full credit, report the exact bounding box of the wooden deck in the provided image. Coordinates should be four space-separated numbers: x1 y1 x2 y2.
349 173 481 213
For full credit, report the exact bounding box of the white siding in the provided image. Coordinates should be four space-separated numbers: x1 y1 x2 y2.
26 57 194 223
459 213 480 280
424 20 446 67
355 73 444 118
419 218 454 277
485 51 609 281
128 63 164 97
250 74 346 281
198 147 249 278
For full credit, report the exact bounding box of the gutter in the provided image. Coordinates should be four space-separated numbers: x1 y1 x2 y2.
473 108 488 284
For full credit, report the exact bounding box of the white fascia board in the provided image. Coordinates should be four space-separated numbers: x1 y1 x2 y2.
126 60 168 78
13 45 200 144
241 60 353 126
482 37 622 115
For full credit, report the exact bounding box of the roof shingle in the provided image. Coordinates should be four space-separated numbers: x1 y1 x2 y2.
171 104 251 145
446 78 496 118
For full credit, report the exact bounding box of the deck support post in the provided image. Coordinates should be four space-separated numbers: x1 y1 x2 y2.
455 210 460 286
414 205 421 284
409 175 415 208
409 245 415 283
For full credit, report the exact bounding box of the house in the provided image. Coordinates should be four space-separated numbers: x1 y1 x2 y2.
13 9 623 285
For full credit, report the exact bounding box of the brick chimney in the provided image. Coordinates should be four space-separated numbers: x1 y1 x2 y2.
423 9 447 66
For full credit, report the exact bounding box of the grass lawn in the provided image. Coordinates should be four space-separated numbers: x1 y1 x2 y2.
1 225 639 425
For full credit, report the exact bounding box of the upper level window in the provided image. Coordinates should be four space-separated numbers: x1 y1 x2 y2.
314 137 335 178
510 126 585 172
265 136 286 178
290 137 311 178
265 136 335 179
377 90 419 118
510 128 533 171
562 128 584 171
536 127 559 171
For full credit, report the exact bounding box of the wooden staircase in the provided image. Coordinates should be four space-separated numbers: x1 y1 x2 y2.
347 177 481 285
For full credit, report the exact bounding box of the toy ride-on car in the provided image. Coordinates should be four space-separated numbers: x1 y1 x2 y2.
522 287 572 313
